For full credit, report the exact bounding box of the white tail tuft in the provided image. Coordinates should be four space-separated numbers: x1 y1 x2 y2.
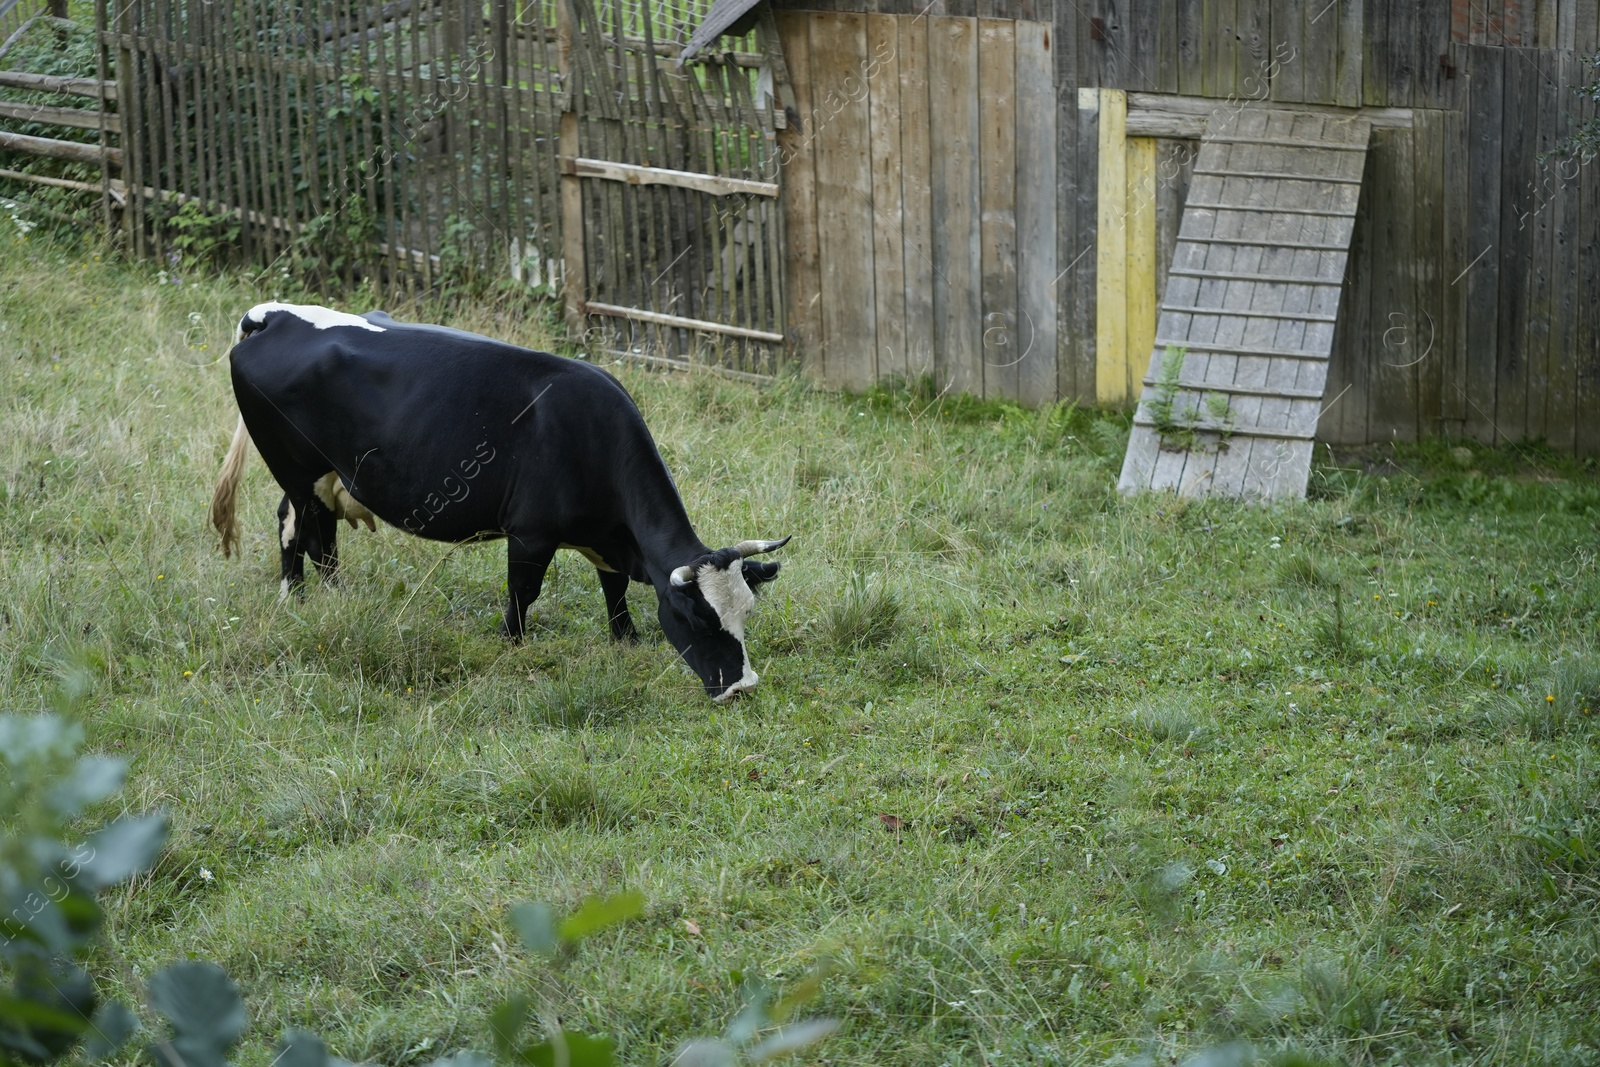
210 415 252 558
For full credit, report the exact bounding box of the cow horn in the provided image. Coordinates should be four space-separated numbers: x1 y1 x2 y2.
736 536 791 558
670 564 698 587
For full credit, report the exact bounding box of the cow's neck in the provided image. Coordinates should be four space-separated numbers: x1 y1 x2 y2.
620 459 710 585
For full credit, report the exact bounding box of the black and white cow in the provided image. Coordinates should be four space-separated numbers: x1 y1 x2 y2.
209 301 789 701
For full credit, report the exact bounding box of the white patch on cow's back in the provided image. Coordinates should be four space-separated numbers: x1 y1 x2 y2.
280 501 298 549
243 302 385 333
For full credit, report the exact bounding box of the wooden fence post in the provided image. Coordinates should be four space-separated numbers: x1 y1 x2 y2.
557 0 586 337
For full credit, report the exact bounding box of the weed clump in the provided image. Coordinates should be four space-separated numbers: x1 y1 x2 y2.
821 574 901 650
1276 552 1335 589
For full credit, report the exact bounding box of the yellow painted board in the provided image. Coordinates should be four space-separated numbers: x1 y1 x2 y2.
1126 136 1159 400
1095 88 1128 406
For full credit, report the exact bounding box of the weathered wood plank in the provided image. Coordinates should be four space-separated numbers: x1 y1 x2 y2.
1495 46 1535 442
1016 18 1058 406
1335 0 1362 107
1176 0 1203 95
809 11 877 391
978 18 1019 400
1412 107 1446 440
1368 126 1419 440
1056 87 1086 401
930 15 983 396
1096 86 1129 405
1416 0 1454 109
1054 0 1080 86
1385 0 1416 108
1577 51 1600 457
1439 102 1469 433
1525 47 1559 444
777 9 824 366
1303 0 1338 106
1268 0 1303 104
1127 135 1159 398
1235 0 1270 99
868 13 907 385
1362 0 1388 105
1462 45 1501 444
899 16 936 384
1544 50 1579 453
1577 0 1598 51
1158 0 1179 92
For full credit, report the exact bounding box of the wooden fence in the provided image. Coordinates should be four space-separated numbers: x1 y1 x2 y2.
0 0 780 372
563 0 787 372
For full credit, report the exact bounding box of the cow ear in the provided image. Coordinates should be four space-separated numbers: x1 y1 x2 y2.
743 560 780 587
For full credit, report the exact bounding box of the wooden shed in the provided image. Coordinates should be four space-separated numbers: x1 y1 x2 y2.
684 0 1600 485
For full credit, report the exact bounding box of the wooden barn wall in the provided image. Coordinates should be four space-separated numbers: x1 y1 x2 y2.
774 0 1600 452
1320 44 1600 454
775 11 1062 402
777 0 1600 101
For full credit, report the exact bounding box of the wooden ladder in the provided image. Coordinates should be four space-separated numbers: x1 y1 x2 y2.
1117 106 1371 501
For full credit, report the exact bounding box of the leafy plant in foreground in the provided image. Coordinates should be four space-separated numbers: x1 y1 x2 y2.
1 673 838 1067
0 670 163 1066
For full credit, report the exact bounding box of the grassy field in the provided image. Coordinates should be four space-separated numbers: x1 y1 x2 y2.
2 222 1599 1067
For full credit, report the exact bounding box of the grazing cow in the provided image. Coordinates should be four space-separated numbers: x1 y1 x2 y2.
209 301 789 701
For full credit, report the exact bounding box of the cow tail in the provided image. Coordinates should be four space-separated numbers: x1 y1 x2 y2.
210 414 252 558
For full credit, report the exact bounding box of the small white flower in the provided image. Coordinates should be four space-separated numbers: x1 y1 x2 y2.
199 867 214 882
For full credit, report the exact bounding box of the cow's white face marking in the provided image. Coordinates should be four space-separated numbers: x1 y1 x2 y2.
711 663 759 703
695 560 757 694
695 559 756 640
243 302 385 333
280 501 298 549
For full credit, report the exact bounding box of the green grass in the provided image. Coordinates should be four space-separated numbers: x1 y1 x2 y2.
2 224 1599 1066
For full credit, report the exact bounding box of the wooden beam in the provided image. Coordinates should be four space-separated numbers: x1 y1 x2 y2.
560 156 778 198
604 349 776 383
0 129 119 165
0 69 116 99
1124 93 1410 140
584 301 786 343
0 98 119 132
0 166 106 194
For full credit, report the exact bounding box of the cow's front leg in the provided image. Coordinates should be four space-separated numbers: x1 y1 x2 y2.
597 568 637 641
503 536 557 641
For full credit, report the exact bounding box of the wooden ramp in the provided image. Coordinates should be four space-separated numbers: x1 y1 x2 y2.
1118 107 1371 501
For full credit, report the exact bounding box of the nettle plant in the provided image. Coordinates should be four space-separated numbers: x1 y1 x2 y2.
0 674 836 1067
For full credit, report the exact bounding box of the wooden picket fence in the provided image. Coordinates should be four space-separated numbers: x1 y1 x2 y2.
0 0 784 375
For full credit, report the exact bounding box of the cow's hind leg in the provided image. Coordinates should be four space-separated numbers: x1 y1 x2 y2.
597 568 637 641
277 493 339 596
503 536 557 641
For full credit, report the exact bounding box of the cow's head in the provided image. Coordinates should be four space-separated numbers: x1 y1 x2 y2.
658 537 789 702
